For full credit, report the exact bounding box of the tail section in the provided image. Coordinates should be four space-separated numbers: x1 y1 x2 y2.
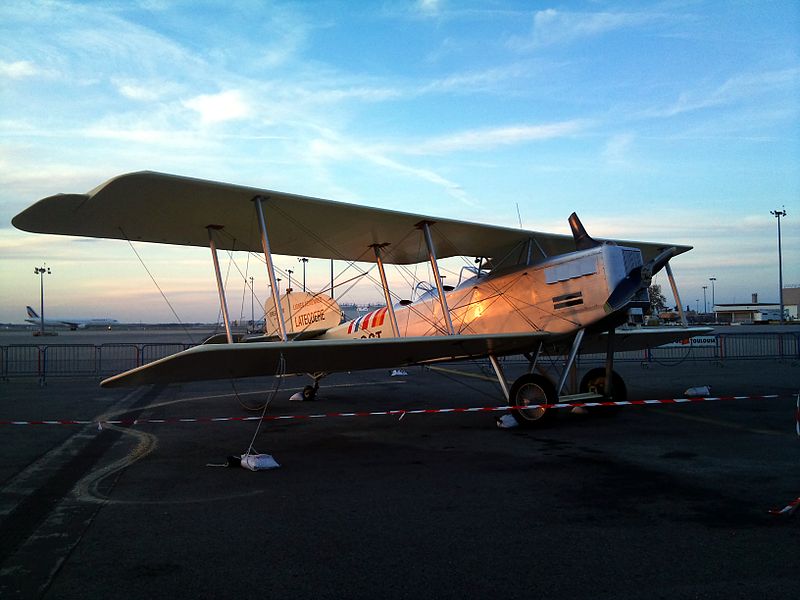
26 305 39 319
568 213 602 251
265 291 343 339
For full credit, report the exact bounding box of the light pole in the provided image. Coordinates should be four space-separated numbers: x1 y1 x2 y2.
709 277 716 323
287 269 294 293
298 257 308 292
770 209 787 325
33 264 51 335
702 285 708 315
249 276 254 331
276 277 282 296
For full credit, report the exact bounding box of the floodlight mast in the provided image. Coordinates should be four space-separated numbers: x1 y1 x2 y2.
771 209 787 325
709 277 716 323
33 264 50 335
298 257 308 292
702 285 708 315
249 276 255 332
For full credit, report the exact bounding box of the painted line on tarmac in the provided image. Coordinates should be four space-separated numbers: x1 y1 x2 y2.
0 385 167 598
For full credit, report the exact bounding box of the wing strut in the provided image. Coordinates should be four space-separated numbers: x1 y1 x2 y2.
417 221 455 335
371 244 400 338
254 197 288 342
488 354 510 401
664 262 688 327
207 226 234 344
557 328 585 395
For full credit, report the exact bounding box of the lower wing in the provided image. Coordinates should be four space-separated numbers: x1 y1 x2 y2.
101 332 554 387
100 327 713 388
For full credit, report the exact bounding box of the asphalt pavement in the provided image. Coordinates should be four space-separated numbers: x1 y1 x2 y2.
1 355 799 599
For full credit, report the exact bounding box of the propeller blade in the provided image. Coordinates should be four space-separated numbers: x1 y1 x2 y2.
604 247 678 314
604 266 643 313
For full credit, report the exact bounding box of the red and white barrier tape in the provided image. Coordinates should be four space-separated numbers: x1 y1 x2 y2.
770 392 800 517
795 392 799 437
0 394 780 427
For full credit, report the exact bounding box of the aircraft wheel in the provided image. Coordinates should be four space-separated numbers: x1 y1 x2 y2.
579 368 627 416
302 384 317 401
508 374 557 426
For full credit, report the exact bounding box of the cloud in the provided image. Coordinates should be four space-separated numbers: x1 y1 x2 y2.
411 120 586 154
510 8 664 49
645 67 800 118
420 63 534 94
182 90 252 124
601 133 634 166
112 77 182 102
0 60 41 79
416 0 441 16
305 127 475 206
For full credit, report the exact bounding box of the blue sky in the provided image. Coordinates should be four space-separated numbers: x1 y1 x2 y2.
1 0 798 323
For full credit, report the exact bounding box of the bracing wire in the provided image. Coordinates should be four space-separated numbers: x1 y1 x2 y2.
242 353 286 456
120 228 196 344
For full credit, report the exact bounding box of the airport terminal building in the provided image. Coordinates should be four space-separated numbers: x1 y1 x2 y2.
713 287 799 323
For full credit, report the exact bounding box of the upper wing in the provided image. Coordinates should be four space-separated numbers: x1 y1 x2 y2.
13 171 690 265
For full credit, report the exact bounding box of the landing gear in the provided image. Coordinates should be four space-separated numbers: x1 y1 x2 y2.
302 382 319 401
579 367 626 416
508 373 558 426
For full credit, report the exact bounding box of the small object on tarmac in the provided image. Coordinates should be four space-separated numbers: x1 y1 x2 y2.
240 454 280 471
496 414 519 429
391 369 408 376
684 385 711 397
769 497 799 517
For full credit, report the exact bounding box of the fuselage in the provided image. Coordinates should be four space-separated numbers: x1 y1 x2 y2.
25 316 118 330
321 243 645 341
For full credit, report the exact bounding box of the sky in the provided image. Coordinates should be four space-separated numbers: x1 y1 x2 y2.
1 0 798 324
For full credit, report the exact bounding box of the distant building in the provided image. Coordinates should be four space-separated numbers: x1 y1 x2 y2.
714 288 798 323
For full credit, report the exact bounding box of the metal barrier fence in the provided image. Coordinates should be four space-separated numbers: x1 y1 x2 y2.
1 343 193 381
1 334 798 381
579 333 800 365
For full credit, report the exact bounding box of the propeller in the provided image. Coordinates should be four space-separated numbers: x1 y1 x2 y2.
604 246 678 314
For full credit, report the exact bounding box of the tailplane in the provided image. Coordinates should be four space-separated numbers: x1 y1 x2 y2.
26 306 39 319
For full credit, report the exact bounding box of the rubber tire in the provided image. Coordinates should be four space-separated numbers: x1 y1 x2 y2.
579 367 626 417
302 384 317 401
508 373 558 427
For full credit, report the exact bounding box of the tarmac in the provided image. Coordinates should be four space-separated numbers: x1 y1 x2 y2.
1 331 799 598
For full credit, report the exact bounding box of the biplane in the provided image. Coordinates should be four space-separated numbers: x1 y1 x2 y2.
13 171 710 425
